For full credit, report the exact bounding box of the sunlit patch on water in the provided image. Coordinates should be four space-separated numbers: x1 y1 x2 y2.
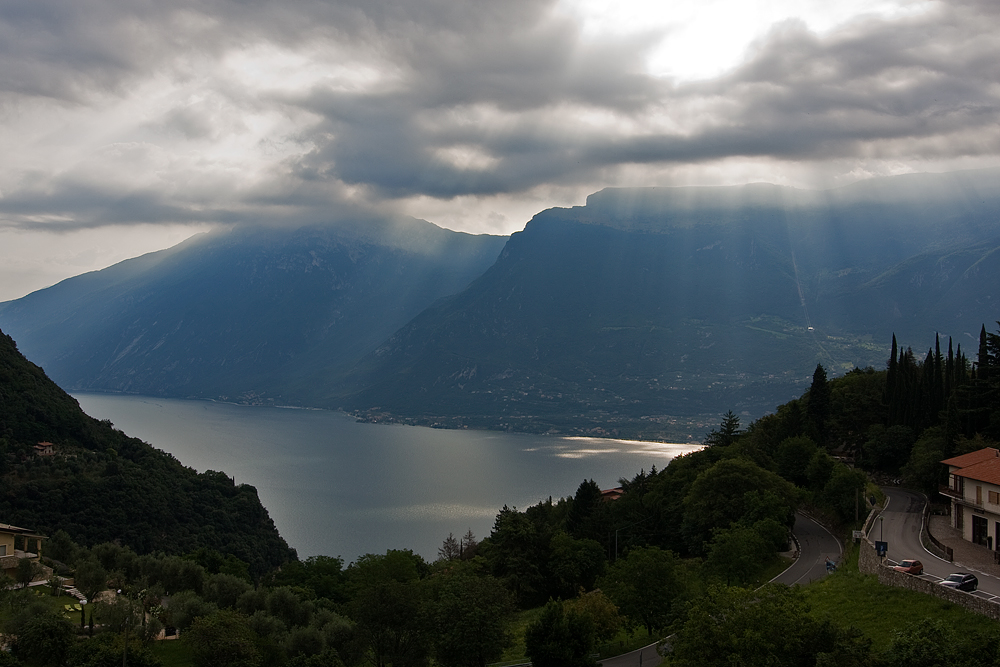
552 437 703 459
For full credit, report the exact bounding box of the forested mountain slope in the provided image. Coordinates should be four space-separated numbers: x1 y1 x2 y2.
0 328 294 575
339 169 1000 438
0 220 506 405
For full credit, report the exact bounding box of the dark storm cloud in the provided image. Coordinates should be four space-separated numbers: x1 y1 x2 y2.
294 0 1000 199
0 0 998 230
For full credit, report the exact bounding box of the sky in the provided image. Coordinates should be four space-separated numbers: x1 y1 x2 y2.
1 0 999 301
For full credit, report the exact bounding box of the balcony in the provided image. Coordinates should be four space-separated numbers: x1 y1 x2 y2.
939 485 963 500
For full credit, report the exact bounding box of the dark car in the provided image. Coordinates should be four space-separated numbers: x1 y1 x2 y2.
893 559 923 575
940 572 978 591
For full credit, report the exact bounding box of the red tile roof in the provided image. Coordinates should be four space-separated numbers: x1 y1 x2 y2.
951 457 1000 486
941 447 1000 469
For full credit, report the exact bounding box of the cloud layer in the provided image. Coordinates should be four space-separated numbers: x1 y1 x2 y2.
0 0 998 237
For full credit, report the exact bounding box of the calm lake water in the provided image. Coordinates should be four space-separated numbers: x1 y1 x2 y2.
74 393 702 564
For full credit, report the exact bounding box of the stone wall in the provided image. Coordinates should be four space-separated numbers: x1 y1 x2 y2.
858 534 881 575
857 509 1000 620
858 508 881 575
875 565 1000 621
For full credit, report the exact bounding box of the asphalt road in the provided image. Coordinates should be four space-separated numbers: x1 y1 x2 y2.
771 512 843 585
874 488 1000 603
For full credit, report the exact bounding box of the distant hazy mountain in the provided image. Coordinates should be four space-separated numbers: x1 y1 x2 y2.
338 169 1000 439
0 219 507 404
4 169 999 440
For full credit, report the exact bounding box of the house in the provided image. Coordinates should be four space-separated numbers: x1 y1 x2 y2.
0 522 46 581
940 447 1000 550
34 442 55 456
600 487 624 502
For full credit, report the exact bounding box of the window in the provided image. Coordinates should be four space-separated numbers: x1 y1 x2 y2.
0 544 6 556
990 490 1000 505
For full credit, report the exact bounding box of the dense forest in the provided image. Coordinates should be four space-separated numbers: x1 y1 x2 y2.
3 324 1000 666
0 329 294 576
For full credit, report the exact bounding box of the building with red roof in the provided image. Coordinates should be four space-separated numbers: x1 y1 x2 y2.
941 447 1000 549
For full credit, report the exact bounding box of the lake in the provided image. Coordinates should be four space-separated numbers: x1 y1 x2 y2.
74 393 702 564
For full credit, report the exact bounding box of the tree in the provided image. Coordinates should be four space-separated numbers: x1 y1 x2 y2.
461 529 479 560
901 426 949 493
438 533 461 562
15 558 41 589
598 546 679 637
807 364 832 444
860 425 915 474
68 632 160 667
11 611 75 667
349 551 431 667
524 599 596 667
44 530 78 565
703 525 774 586
482 506 545 605
774 436 818 486
705 410 742 447
670 584 837 667
184 610 262 667
821 465 868 523
547 532 606 599
264 555 345 602
203 572 253 609
74 558 108 605
433 572 515 667
564 590 622 646
566 479 603 541
681 458 798 553
166 590 218 631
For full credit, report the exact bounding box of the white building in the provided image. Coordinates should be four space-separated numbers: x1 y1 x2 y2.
941 447 1000 550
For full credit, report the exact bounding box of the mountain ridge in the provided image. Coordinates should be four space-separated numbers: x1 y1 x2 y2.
3 169 1000 439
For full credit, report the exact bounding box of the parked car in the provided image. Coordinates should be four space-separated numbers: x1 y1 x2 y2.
940 572 978 591
893 559 923 575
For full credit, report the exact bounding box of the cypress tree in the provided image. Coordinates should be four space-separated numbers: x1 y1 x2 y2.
945 337 954 402
979 325 990 381
934 334 944 414
806 364 831 444
920 349 936 429
886 334 899 422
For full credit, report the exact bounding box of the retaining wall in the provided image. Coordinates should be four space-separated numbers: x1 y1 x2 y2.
858 508 1000 620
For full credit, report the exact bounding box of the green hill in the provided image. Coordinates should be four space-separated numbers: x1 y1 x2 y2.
0 328 294 576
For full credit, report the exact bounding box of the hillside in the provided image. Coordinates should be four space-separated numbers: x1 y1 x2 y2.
339 169 1000 438
0 219 506 405
0 328 294 575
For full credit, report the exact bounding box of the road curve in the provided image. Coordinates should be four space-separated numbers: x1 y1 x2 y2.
877 487 1000 602
599 512 843 666
771 512 843 586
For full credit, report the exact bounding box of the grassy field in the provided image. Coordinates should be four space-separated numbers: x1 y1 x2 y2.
803 542 999 645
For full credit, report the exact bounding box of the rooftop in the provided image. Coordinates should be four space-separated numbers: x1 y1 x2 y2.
950 457 1000 487
941 447 1000 469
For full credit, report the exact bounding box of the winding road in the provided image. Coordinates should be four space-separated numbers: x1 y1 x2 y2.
873 487 1000 603
600 511 842 667
771 513 843 586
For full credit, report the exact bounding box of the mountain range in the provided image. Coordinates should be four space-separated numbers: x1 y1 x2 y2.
0 218 506 406
3 168 1000 440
